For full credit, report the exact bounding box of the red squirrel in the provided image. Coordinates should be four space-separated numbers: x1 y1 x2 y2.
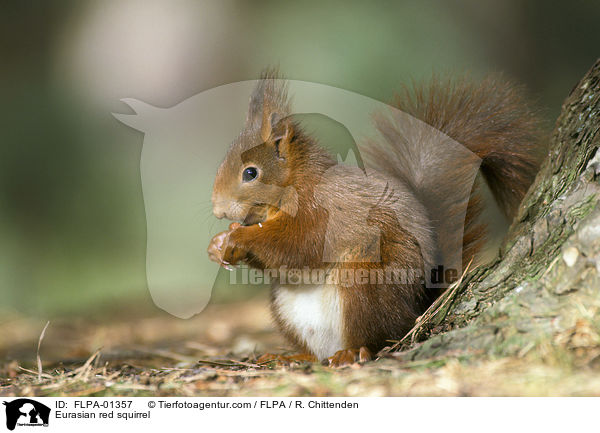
207 70 545 366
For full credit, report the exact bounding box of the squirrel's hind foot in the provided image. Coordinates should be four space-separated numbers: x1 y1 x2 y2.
326 347 372 368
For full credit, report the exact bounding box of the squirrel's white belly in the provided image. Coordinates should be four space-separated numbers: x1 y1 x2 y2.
272 283 344 360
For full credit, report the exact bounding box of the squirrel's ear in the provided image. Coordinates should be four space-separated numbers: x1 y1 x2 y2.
261 111 282 141
268 117 295 160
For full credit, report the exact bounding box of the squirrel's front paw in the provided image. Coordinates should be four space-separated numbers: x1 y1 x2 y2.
207 223 242 268
326 347 372 368
207 230 229 267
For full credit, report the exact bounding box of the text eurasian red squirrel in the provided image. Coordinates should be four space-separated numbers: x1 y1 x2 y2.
207 70 545 366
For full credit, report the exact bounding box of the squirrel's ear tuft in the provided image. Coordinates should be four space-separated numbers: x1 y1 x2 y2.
246 67 291 138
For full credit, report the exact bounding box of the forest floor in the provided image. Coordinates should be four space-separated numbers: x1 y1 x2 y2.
2 294 600 397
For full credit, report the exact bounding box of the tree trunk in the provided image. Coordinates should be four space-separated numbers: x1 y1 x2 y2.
387 59 600 364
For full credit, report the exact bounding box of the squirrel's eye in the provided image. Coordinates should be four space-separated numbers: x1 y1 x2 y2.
242 166 258 182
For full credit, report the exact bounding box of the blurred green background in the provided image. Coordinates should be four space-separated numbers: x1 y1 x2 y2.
1 0 599 319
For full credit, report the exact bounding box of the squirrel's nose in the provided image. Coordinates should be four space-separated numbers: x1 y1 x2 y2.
212 202 227 219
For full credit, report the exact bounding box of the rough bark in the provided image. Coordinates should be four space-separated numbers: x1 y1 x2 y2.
389 59 600 363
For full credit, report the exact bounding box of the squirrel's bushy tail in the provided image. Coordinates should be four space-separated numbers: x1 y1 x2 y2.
367 75 546 267
397 75 545 219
